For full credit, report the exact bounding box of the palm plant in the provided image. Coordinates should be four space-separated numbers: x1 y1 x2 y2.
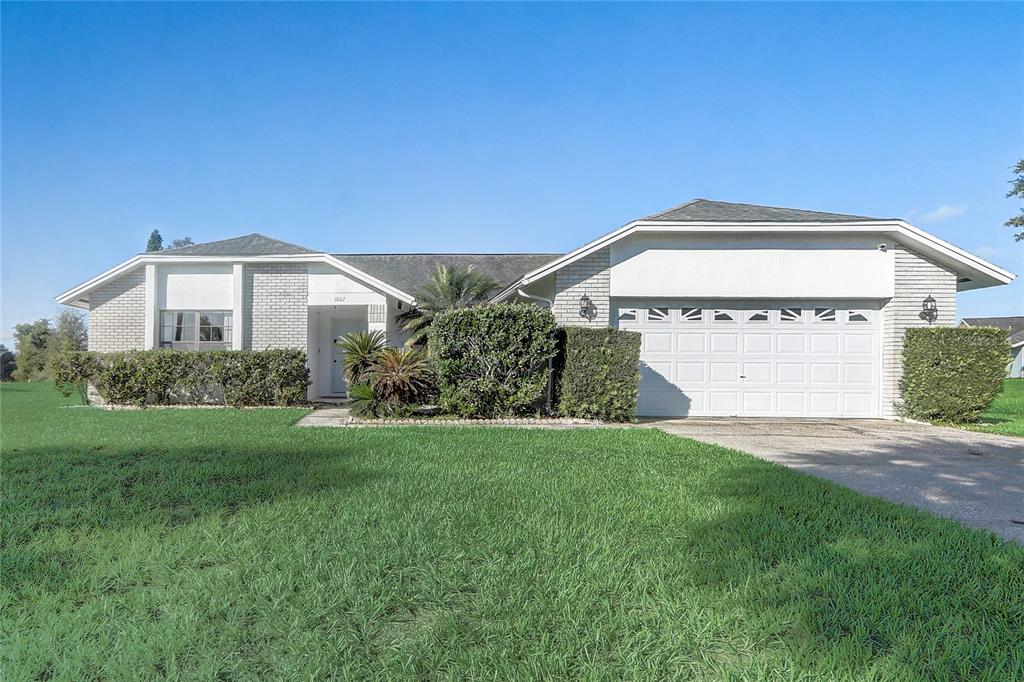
335 330 386 385
371 348 432 407
396 264 499 347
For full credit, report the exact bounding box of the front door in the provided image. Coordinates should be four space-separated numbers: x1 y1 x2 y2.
331 317 364 395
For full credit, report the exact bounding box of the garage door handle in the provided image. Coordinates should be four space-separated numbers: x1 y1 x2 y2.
740 375 746 379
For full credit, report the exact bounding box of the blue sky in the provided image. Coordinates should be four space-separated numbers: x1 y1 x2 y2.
2 2 1022 346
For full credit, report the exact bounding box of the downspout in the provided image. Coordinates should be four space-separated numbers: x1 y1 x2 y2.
517 289 556 415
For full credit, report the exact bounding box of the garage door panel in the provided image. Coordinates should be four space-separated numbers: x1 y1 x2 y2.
743 333 772 353
777 334 806 353
677 333 705 353
623 301 880 418
810 334 841 354
709 333 739 353
810 362 840 384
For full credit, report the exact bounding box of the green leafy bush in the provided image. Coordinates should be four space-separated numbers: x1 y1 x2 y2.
555 326 641 422
901 327 1011 423
429 303 557 418
49 349 309 407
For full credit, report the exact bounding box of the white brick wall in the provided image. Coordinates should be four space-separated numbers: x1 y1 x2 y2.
88 269 146 351
244 264 309 350
553 248 610 327
881 244 957 417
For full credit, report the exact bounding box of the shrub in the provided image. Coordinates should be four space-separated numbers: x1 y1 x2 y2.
371 348 432 408
48 349 310 407
555 327 641 422
336 330 386 385
901 327 1011 423
429 303 557 418
49 350 102 404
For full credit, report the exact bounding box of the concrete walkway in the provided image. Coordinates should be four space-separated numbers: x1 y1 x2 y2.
644 418 1024 542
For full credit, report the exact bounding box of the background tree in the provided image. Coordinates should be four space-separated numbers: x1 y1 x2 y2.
48 309 88 353
167 237 194 249
396 264 498 347
146 229 163 252
0 344 15 382
1007 159 1024 241
12 319 52 381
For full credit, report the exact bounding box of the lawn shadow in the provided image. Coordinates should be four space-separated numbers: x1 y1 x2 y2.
671 459 1024 678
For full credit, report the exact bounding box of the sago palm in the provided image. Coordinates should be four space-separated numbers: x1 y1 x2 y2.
397 264 499 347
335 329 386 385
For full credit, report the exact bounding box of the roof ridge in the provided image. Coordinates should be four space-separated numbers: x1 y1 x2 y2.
154 232 318 255
335 252 562 257
641 198 702 221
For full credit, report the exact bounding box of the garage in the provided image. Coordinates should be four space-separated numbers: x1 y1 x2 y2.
616 302 881 418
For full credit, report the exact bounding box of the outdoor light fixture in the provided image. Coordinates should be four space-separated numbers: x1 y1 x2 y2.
920 295 938 324
579 294 592 318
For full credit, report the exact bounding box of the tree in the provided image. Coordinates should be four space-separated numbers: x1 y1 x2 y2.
0 344 15 382
146 229 164 252
1007 159 1024 242
12 319 52 381
48 309 88 353
396 264 499 347
167 237 194 249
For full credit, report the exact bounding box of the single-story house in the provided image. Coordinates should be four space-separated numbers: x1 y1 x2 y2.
959 316 1024 378
57 199 1015 418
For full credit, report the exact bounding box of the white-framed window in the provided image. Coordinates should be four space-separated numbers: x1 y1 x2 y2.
713 310 735 323
847 311 869 323
747 310 769 323
647 307 670 323
160 310 232 350
680 307 703 323
780 307 803 323
618 308 638 322
814 307 837 323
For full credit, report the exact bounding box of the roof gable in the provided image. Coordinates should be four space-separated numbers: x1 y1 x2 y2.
154 233 317 256
644 198 881 223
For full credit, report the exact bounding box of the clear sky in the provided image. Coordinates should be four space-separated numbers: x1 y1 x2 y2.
3 2 1022 346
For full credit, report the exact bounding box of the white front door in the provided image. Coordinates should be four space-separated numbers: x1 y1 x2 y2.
617 301 881 418
331 317 364 395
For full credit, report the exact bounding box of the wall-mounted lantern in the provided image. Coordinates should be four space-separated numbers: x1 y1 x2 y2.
920 295 938 325
579 294 594 320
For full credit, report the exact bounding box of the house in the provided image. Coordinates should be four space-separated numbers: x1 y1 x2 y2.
959 317 1024 378
57 199 1015 418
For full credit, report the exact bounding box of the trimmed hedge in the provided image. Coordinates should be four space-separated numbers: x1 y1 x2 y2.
50 349 310 407
555 326 641 422
429 303 557 418
901 327 1010 423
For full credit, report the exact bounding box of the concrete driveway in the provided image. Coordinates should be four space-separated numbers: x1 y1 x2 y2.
644 418 1024 543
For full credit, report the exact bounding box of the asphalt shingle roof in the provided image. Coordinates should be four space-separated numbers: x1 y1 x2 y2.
333 254 561 295
642 198 881 223
962 317 1024 346
153 233 317 256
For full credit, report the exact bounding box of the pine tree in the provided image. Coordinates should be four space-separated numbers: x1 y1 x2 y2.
146 229 163 252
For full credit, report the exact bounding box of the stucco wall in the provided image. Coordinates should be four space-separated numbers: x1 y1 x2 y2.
244 263 309 350
553 248 610 327
88 268 147 351
881 244 958 417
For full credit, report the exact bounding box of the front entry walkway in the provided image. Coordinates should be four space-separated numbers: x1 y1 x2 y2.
644 418 1024 543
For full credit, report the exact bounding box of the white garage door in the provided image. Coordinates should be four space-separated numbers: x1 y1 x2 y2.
617 302 881 418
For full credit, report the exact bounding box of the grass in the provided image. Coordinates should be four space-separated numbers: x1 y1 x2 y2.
2 383 1022 680
966 378 1024 437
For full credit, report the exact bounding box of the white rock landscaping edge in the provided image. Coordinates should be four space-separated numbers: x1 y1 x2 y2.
296 408 616 429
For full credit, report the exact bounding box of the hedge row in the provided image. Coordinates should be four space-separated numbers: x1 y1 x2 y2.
50 349 309 407
555 326 641 422
901 327 1010 423
429 303 558 418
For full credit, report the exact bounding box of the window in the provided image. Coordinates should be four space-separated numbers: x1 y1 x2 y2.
713 310 735 322
160 310 232 349
814 307 837 323
847 311 869 323
647 307 670 323
747 310 769 323
679 307 703 323
780 308 803 323
618 309 637 322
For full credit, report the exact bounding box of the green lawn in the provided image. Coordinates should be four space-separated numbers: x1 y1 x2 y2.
967 378 1024 437
2 384 1022 680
